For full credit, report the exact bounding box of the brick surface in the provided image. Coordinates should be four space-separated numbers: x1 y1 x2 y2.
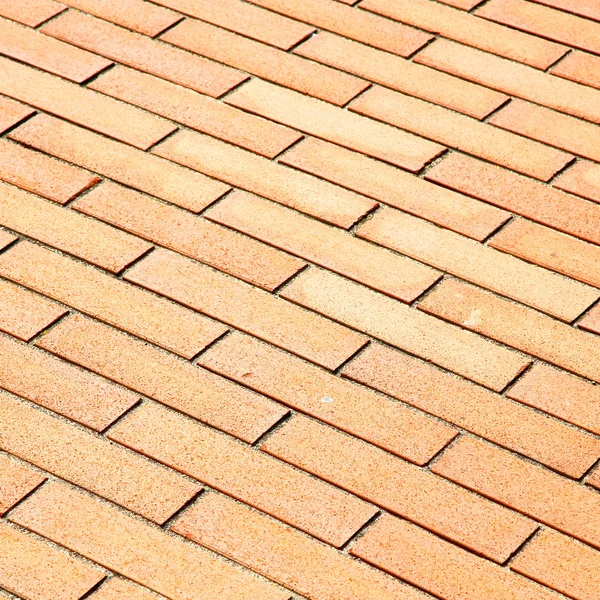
578 304 600 336
90 579 168 600
438 0 482 8
554 160 600 204
0 455 45 515
0 230 16 251
552 51 600 91
0 95 34 135
531 0 600 21
0 0 65 27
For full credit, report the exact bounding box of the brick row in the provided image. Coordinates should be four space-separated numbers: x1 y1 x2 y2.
0 0 65 27
551 51 600 91
0 455 45 515
0 95 34 135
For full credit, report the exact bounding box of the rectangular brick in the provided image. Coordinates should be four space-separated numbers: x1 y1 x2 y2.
554 160 600 204
226 79 444 172
10 482 288 600
110 401 376 546
36 314 287 443
263 415 537 563
351 86 572 181
173 491 429 600
11 115 229 212
280 137 509 241
42 10 247 97
161 18 368 105
0 95 34 135
532 0 600 20
89 66 301 159
0 242 226 358
426 152 600 246
351 515 560 600
73 182 304 291
152 129 376 228
343 342 597 478
0 0 65 26
90 579 168 600
295 31 507 119
0 455 45 515
124 249 367 369
357 207 598 321
207 192 441 302
281 267 530 391
362 0 567 68
0 181 152 272
198 332 458 464
0 519 104 600
551 51 600 91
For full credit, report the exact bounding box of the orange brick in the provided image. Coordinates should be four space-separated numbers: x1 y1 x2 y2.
0 0 65 27
0 519 104 600
578 305 600 336
11 115 229 212
198 332 457 464
508 363 600 436
0 182 152 272
554 160 600 204
207 192 440 302
351 86 572 181
37 314 287 443
426 152 600 246
90 579 168 600
0 455 45 515
351 515 560 600
531 0 600 20
438 0 482 8
0 242 226 358
281 267 530 391
263 415 537 562
226 79 444 172
589 465 600 489
295 31 507 119
152 129 376 228
362 0 567 68
161 18 368 105
280 137 509 241
10 482 288 600
415 39 600 125
73 182 304 291
110 401 376 546
173 491 429 600
0 391 200 523
0 230 16 250
0 331 139 431
124 249 367 369
0 95 34 135
489 218 600 288
433 436 600 550
343 342 596 477
420 278 600 386
42 11 246 97
89 66 301 159
357 207 597 321
552 51 600 91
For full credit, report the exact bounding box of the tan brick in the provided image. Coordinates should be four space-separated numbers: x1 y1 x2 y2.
0 95 34 135
124 249 367 369
554 160 600 204
551 51 600 91
10 482 288 600
0 455 45 515
90 579 168 600
0 0 65 27
0 230 16 250
207 192 440 302
528 0 600 20
578 304 600 336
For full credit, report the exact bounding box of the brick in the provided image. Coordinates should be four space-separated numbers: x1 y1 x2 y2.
263 415 537 562
351 515 561 600
161 18 368 106
0 95 34 135
351 86 572 181
0 138 99 204
0 331 139 431
281 267 529 390
90 579 168 600
357 207 598 321
0 230 16 250
226 79 444 172
295 31 507 119
89 66 301 159
438 0 482 8
415 39 600 125
419 278 600 386
36 314 287 443
433 436 600 550
11 115 229 212
531 0 600 21
124 249 367 369
426 153 600 246
280 137 509 241
508 363 600 436
42 11 246 97
489 218 600 288
343 342 596 477
198 332 458 464
207 192 441 302
73 182 304 291
110 401 376 546
173 491 429 600
362 0 567 68
0 0 65 27
0 242 226 358
589 465 600 489
0 181 152 272
554 160 600 204
0 455 45 515
578 305 600 336
10 482 288 600
0 520 104 600
552 51 600 91
152 129 376 228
